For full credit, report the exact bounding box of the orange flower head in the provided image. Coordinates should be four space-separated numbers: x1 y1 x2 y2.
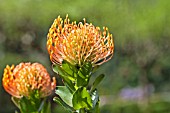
2 62 56 98
47 15 114 67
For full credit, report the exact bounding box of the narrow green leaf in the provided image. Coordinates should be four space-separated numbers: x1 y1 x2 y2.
91 74 105 92
52 64 75 81
20 97 34 113
53 97 74 113
72 87 92 110
85 62 92 74
40 100 51 113
56 86 73 107
19 94 42 113
76 63 92 87
76 74 89 87
78 68 86 79
38 98 46 112
53 64 75 92
80 62 92 76
62 60 78 77
19 97 29 112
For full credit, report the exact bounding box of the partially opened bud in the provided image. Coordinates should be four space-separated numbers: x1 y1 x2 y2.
47 15 114 67
2 62 56 98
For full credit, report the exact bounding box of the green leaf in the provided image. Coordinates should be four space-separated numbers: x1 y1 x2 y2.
40 100 51 113
91 74 105 92
72 87 92 110
52 64 75 81
76 73 89 87
18 94 42 113
62 60 78 78
88 90 100 113
12 93 47 113
55 86 73 107
76 62 92 87
80 62 92 76
53 97 74 113
78 68 86 79
53 64 75 92
19 96 35 113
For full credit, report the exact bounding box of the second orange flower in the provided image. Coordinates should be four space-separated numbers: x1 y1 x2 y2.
2 62 56 98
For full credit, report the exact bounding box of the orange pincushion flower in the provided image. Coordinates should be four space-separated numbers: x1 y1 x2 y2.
47 15 114 67
2 62 56 98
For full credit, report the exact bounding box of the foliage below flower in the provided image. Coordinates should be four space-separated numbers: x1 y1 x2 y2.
47 15 114 67
2 62 56 98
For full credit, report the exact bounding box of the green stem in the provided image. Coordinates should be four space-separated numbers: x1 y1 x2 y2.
79 108 86 113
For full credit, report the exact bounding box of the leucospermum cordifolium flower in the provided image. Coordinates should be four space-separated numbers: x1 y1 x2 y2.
2 62 56 98
47 15 114 67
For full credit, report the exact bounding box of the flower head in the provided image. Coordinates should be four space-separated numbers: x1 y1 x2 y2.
47 15 114 67
2 62 56 98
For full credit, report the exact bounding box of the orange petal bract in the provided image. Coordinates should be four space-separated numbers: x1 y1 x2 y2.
47 15 114 67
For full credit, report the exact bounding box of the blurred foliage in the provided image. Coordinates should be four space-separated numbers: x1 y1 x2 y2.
0 0 170 113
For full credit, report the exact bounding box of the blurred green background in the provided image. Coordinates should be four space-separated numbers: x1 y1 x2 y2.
0 0 170 113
